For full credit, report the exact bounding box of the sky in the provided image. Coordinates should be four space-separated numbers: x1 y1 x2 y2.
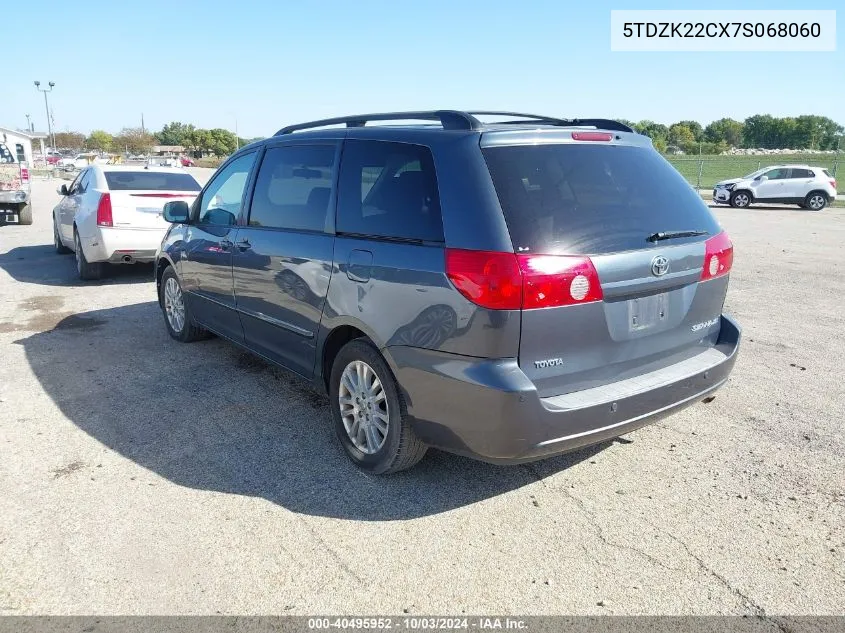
4 0 843 138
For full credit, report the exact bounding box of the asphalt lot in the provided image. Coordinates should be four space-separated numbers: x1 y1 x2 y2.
0 175 843 616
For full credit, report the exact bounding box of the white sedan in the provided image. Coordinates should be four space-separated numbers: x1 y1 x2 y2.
53 165 202 280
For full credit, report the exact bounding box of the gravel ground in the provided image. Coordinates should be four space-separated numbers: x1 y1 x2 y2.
0 176 843 616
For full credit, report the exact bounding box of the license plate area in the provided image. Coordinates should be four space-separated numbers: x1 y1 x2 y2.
628 292 668 331
3 212 19 223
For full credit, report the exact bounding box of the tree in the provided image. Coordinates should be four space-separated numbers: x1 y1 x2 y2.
86 130 113 152
668 123 697 152
675 120 704 142
156 121 196 146
112 127 156 154
704 118 744 147
793 115 843 150
742 115 779 148
53 131 85 150
207 128 237 156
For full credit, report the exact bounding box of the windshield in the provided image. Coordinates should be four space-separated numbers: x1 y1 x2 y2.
105 171 201 191
482 143 720 255
742 168 768 180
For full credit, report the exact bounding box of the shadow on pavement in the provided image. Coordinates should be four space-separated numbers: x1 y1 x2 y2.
17 300 607 521
0 244 154 287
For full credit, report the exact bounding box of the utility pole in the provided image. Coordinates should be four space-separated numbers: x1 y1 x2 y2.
141 113 145 136
33 81 56 150
25 114 31 132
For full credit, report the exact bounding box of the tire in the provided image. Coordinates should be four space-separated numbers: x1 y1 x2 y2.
74 230 104 280
804 191 828 211
159 266 208 342
18 203 33 225
54 217 72 253
329 339 428 474
730 190 752 209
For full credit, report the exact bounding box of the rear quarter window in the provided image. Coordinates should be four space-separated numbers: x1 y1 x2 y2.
482 144 721 255
105 171 201 191
0 144 15 164
337 140 443 242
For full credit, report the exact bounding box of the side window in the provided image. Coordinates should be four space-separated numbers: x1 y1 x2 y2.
196 152 257 225
248 145 335 231
78 170 92 193
69 170 87 194
0 144 14 164
765 168 788 180
337 140 443 242
791 168 812 179
15 144 25 163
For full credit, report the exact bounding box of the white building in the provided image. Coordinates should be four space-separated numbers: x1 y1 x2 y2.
0 127 49 165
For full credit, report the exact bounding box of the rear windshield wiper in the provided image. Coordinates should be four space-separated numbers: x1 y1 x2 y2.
646 230 709 243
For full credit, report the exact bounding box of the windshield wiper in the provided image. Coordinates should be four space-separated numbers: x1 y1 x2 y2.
646 230 709 243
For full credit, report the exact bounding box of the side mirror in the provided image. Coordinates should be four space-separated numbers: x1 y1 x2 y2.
758 175 769 182
57 184 69 195
162 200 190 223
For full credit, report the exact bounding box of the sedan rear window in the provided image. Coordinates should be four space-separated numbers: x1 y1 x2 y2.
482 144 721 255
105 171 201 192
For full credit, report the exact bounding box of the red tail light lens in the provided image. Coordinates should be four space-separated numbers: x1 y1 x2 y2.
701 231 733 281
830 179 836 190
571 132 613 142
96 193 113 227
20 166 29 183
445 249 603 310
517 254 603 308
445 249 522 310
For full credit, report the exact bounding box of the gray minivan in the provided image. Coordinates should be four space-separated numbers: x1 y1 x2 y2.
155 111 740 474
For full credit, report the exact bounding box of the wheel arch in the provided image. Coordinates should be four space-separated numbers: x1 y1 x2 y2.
317 317 393 392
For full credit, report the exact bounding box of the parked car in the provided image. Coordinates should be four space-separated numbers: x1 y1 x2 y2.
53 165 202 279
180 156 195 167
713 165 837 210
155 110 741 474
0 142 32 224
46 151 63 165
59 152 102 170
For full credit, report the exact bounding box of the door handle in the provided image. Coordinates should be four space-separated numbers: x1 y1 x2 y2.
219 238 233 251
236 237 251 251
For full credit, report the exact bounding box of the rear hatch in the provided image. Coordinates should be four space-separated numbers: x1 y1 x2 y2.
104 170 201 229
481 133 733 397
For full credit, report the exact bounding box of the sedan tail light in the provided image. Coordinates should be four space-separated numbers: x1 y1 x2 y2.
96 193 113 227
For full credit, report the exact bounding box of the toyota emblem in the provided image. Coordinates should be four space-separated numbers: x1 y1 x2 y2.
651 255 669 277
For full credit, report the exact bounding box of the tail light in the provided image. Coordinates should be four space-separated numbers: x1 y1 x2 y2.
830 179 837 190
445 249 603 310
96 193 113 227
444 250 522 310
20 166 29 183
571 132 613 142
517 254 603 308
701 232 733 281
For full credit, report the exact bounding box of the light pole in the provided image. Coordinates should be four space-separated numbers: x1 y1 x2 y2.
34 81 56 150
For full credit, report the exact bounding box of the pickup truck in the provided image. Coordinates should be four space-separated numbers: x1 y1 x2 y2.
0 142 32 224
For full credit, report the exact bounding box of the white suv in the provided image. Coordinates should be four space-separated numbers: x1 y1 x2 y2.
713 165 837 210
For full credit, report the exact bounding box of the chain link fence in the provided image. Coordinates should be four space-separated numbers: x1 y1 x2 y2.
667 153 841 192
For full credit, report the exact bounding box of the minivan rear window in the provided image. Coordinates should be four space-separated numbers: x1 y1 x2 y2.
105 171 201 192
482 144 721 255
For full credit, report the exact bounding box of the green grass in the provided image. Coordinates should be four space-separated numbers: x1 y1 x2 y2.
666 154 841 191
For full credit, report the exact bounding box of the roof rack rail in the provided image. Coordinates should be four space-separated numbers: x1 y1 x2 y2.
275 110 481 135
465 112 634 133
273 111 635 136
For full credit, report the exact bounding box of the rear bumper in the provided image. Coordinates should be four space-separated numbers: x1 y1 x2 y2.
389 314 741 464
79 227 166 263
0 190 29 205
